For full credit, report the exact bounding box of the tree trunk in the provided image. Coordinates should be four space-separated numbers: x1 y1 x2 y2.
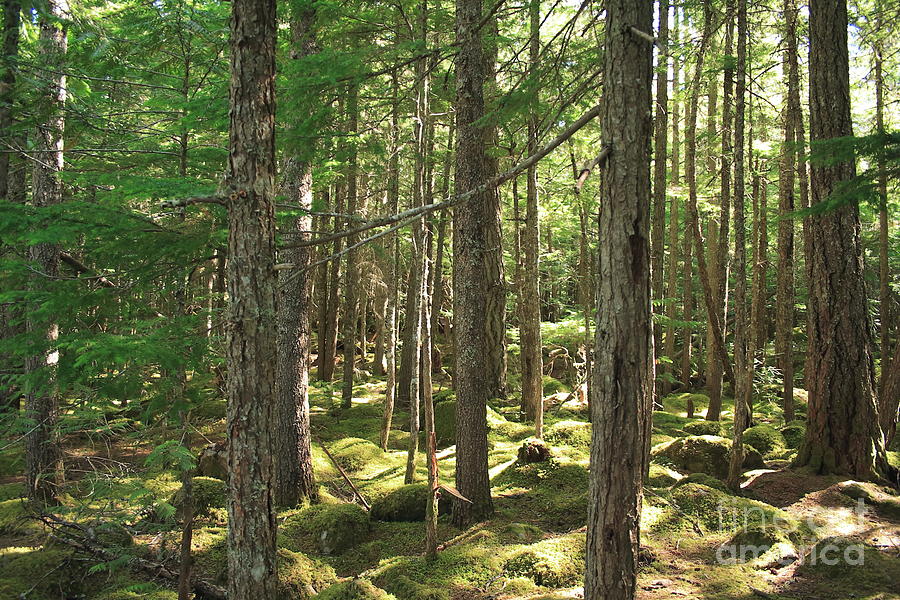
224 0 279 591
584 0 653 597
651 0 669 359
273 2 318 509
727 0 750 491
341 87 360 409
320 183 343 382
520 0 543 436
795 0 891 480
452 0 495 526
875 37 891 401
775 0 797 422
25 0 68 506
670 6 680 186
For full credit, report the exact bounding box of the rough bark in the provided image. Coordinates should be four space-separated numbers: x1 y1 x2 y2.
795 0 890 480
670 7 680 186
584 0 654 597
520 0 543 436
319 183 343 382
875 40 890 401
25 0 68 506
273 3 317 509
452 0 494 526
224 0 279 592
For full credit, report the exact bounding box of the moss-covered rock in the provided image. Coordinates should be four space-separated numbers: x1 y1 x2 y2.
683 420 724 436
387 575 449 600
542 375 570 396
668 483 806 537
315 579 397 600
0 547 82 598
500 522 545 543
504 534 585 587
544 420 591 450
651 435 764 478
0 498 34 535
646 463 681 488
671 472 727 492
780 422 805 449
312 503 370 554
170 476 226 517
742 424 786 457
330 438 384 472
370 483 448 522
717 524 798 567
278 548 339 597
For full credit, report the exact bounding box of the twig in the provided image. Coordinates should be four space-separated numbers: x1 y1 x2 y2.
313 436 371 511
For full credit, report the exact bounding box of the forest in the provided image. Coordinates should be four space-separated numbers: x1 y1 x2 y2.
0 0 898 598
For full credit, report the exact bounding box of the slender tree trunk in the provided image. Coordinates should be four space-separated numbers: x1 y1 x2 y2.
651 0 669 359
25 0 68 506
320 183 343 382
670 6 680 186
452 0 495 526
752 177 768 357
705 52 725 417
520 0 543 436
875 42 891 401
224 0 279 591
341 87 360 409
584 1 653 597
795 0 891 480
430 126 453 374
380 71 401 450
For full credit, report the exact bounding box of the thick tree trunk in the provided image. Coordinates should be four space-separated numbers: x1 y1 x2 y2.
520 0 543 436
452 0 494 526
795 0 890 480
584 0 653 597
224 0 279 592
26 0 68 506
273 3 318 509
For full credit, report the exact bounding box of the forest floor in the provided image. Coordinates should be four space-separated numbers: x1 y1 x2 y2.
1 318 899 599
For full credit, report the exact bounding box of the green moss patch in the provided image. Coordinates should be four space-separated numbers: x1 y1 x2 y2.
370 483 448 522
329 438 384 472
683 420 724 436
503 534 585 588
647 463 682 488
315 578 397 599
671 472 727 492
780 422 806 449
0 498 36 535
170 476 226 517
544 420 590 450
651 435 764 479
742 424 786 457
281 503 370 555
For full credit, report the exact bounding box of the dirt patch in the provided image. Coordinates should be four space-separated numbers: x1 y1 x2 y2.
742 468 844 507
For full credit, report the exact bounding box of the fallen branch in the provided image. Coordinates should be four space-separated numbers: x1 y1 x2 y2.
313 436 371 511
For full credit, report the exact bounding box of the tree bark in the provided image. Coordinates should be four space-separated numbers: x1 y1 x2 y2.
26 0 68 506
584 0 653 597
795 0 891 480
651 0 669 359
520 0 544 436
452 0 495 526
224 0 279 591
341 87 360 409
273 2 318 509
319 183 343 382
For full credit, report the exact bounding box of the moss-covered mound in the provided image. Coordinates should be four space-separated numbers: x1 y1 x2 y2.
671 472 727 492
651 435 764 478
683 419 724 436
742 424 786 457
0 547 82 598
717 524 798 567
0 498 35 535
493 461 589 529
434 401 457 447
170 476 226 517
647 463 681 488
780 421 806 449
386 575 449 600
835 481 900 520
278 548 339 597
661 393 710 416
315 579 397 600
370 483 449 522
0 482 25 502
542 375 570 396
504 534 585 587
330 438 384 472
281 503 370 555
544 420 591 450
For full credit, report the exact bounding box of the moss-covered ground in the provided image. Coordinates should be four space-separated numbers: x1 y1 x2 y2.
1 317 898 599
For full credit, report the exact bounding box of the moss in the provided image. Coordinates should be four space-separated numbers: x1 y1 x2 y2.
490 420 533 442
90 577 178 600
780 422 806 449
682 420 724 436
170 476 226 517
434 401 457 447
661 393 710 416
835 481 900 520
0 547 80 598
544 420 591 450
541 376 570 396
330 438 384 472
651 435 764 479
742 424 786 457
0 447 23 478
671 472 727 492
503 534 585 587
0 498 35 535
278 548 339 598
315 579 397 600
193 398 226 420
0 481 25 501
370 483 448 522
92 521 134 547
646 463 681 488
388 575 449 600
500 522 545 543
793 536 900 599
313 503 370 555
